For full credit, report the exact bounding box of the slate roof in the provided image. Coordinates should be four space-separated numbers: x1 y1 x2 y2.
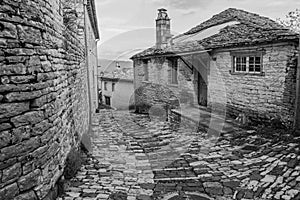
102 68 134 81
131 8 299 59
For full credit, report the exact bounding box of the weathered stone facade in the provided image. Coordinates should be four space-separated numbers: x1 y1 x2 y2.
133 42 298 125
132 8 299 126
133 57 194 113
0 0 99 199
211 43 298 124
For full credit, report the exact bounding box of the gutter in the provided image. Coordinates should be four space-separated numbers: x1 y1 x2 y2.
294 37 300 131
86 0 99 39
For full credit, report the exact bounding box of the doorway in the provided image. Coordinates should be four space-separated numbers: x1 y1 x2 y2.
198 72 208 106
104 96 111 106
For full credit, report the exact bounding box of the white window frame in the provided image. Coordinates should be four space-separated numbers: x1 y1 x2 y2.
231 51 264 74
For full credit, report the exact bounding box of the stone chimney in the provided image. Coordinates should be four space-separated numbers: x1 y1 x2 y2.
156 8 171 49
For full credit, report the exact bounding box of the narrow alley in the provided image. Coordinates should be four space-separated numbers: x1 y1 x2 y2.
58 110 300 200
2 1 300 200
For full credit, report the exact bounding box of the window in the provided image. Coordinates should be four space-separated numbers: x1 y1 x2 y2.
235 56 246 72
104 96 111 106
143 60 149 81
232 52 263 74
112 83 115 92
249 56 262 72
104 82 107 90
168 58 178 84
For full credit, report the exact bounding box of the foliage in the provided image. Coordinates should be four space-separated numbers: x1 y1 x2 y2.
63 147 84 180
135 102 151 113
277 9 300 33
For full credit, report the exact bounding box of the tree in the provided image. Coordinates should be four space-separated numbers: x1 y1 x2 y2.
277 9 300 33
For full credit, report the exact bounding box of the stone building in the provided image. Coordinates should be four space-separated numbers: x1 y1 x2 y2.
131 8 299 125
99 68 134 110
0 0 99 199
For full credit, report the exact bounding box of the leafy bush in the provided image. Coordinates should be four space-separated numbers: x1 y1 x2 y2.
63 147 83 180
135 102 151 113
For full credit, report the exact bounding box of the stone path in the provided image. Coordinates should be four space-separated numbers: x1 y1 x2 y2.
58 110 300 200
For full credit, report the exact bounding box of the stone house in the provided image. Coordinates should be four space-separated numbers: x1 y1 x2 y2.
99 68 134 110
0 0 99 199
131 8 299 125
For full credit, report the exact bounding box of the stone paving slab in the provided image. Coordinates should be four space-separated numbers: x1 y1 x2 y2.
58 110 300 200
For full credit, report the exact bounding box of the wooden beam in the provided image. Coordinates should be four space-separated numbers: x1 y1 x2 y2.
179 56 193 72
294 38 300 130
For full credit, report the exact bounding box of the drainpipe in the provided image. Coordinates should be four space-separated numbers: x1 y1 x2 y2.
95 39 100 111
81 0 92 152
294 37 300 131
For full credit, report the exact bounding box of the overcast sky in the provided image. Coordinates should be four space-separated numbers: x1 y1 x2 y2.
95 0 300 61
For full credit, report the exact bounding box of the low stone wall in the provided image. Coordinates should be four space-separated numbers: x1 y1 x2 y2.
0 0 91 199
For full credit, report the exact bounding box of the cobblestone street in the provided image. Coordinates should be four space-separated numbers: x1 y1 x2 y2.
58 110 300 200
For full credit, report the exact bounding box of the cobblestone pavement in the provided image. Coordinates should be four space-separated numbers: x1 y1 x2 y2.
58 110 300 200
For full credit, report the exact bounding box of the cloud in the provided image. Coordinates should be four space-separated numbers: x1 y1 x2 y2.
151 0 213 11
99 28 156 60
180 8 197 16
100 17 128 27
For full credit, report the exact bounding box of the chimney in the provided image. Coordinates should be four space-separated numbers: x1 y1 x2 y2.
156 8 171 49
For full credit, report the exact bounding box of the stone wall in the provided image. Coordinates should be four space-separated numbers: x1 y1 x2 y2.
133 56 196 113
210 43 298 125
133 42 298 125
0 0 96 199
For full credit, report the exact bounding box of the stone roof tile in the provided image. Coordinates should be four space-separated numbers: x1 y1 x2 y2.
131 8 299 59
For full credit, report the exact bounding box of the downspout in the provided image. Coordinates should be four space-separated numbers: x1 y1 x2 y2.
132 59 138 112
81 0 92 151
294 37 300 131
95 38 100 111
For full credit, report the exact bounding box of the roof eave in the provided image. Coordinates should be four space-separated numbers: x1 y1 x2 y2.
87 0 100 39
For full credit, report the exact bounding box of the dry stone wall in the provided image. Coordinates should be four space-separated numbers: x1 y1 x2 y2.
210 43 298 125
0 0 91 199
133 57 196 113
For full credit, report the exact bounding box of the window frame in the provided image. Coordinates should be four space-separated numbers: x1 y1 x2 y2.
143 59 149 81
104 96 111 106
104 81 107 91
230 51 264 75
112 82 115 92
168 57 178 85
